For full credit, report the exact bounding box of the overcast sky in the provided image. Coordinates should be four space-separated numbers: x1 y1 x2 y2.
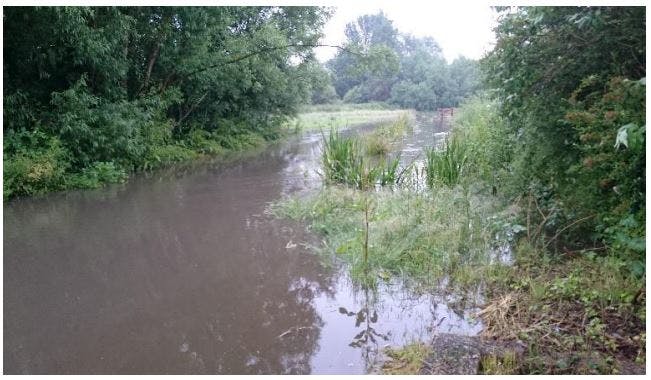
314 2 499 63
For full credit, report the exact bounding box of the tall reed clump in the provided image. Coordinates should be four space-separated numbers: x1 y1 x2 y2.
321 129 400 190
321 129 361 185
425 136 468 188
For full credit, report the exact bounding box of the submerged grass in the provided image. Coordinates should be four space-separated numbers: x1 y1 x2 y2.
272 185 509 293
363 113 412 156
287 109 410 133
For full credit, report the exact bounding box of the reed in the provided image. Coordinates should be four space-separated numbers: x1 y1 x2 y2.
321 129 400 190
425 136 468 188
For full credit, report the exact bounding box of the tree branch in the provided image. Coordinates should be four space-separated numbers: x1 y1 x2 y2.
183 43 360 80
176 91 210 126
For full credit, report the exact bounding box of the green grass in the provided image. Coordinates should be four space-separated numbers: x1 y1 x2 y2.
271 185 507 292
382 342 432 374
479 242 645 374
425 136 469 188
321 128 402 191
480 350 519 375
286 109 412 133
298 102 394 113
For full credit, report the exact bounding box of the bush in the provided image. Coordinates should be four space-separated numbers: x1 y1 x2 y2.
185 129 224 155
141 144 199 170
67 162 128 189
4 133 70 198
452 95 513 190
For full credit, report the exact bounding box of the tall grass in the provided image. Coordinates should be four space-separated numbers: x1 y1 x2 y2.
321 129 400 190
425 136 468 188
271 185 505 293
364 113 412 156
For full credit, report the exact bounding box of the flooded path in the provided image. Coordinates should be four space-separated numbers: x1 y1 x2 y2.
4 117 479 374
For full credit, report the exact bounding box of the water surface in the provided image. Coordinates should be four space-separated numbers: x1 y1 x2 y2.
4 119 479 374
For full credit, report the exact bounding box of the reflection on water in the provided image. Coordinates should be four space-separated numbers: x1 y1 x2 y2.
309 271 481 374
4 118 480 375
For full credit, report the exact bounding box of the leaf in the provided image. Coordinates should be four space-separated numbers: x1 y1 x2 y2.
355 310 366 327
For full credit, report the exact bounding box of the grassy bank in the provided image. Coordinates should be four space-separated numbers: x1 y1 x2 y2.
4 106 411 200
271 96 646 374
285 104 411 133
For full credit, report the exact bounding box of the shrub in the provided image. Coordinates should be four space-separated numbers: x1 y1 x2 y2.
4 134 70 198
67 162 128 189
141 144 199 170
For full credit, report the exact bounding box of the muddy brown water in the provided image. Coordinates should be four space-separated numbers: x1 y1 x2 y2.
4 118 480 374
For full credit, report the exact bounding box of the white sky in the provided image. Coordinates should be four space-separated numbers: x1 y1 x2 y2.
314 2 500 63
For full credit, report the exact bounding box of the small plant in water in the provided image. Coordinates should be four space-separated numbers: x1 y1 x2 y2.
321 128 400 190
425 136 468 188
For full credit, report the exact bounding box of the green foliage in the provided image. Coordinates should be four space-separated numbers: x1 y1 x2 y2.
451 95 512 189
3 6 332 198
482 6 646 255
321 115 407 190
327 11 480 109
564 77 645 259
4 133 70 198
425 137 468 188
67 162 128 189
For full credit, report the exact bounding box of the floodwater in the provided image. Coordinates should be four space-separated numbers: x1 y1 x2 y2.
4 116 480 375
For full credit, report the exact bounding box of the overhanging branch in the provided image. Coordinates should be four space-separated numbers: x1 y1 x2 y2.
183 43 360 80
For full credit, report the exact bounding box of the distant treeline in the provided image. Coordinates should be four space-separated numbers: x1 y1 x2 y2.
309 11 481 110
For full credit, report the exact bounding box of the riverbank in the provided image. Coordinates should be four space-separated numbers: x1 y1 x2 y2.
271 103 646 374
4 107 408 201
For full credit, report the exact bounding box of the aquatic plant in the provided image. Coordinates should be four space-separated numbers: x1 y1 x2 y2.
271 185 504 293
321 129 401 190
425 136 468 188
364 113 412 156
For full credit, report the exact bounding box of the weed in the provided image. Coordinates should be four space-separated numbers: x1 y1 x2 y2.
382 342 432 374
67 162 128 189
425 136 468 188
321 129 401 190
480 350 519 375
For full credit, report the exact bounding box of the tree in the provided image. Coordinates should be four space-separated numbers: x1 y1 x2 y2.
3 6 332 197
482 6 645 256
326 12 481 109
328 11 399 101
